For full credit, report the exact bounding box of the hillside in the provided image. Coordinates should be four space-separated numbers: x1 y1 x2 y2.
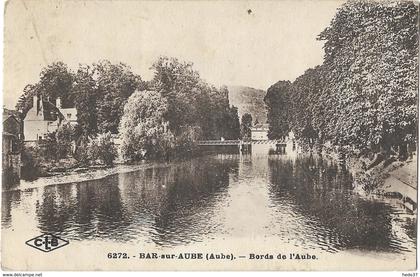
228 86 267 124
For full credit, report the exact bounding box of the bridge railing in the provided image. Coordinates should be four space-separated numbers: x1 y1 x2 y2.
196 139 286 145
196 140 241 145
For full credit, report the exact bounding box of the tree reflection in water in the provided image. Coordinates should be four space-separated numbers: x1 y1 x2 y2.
1 154 416 253
268 155 413 252
34 157 238 246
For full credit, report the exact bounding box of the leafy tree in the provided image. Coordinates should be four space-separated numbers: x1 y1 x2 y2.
16 62 74 118
20 145 41 180
15 84 40 118
150 57 240 141
38 62 74 107
95 60 145 134
88 132 117 166
240 113 253 139
16 57 241 161
265 1 418 161
73 141 91 166
289 66 326 147
264 81 293 139
39 133 59 161
119 90 175 160
317 1 418 158
35 124 74 161
151 56 202 133
174 125 202 156
56 123 75 159
224 106 241 139
72 65 98 142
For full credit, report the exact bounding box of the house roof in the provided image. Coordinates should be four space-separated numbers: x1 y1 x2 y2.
25 98 65 121
41 100 64 121
3 109 21 123
3 114 20 126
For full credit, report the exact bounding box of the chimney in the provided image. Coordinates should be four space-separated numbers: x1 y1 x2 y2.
33 95 38 112
56 97 62 109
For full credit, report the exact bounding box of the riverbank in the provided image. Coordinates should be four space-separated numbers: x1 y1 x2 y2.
16 146 241 191
10 160 171 192
322 146 417 211
10 152 226 192
378 158 417 210
16 144 205 191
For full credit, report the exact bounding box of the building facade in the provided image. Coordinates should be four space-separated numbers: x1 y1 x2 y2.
23 96 77 141
56 98 78 126
250 123 269 140
3 111 22 187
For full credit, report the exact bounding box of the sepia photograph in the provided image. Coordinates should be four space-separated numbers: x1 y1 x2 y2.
1 0 418 272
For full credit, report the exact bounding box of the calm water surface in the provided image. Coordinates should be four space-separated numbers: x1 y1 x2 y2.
2 154 416 254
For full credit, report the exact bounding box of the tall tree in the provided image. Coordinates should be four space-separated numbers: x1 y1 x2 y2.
317 1 418 157
38 62 74 107
264 80 293 139
150 57 240 141
95 60 145 134
119 90 174 160
72 65 98 142
16 62 74 117
150 56 202 134
290 66 326 146
15 84 40 118
240 113 253 139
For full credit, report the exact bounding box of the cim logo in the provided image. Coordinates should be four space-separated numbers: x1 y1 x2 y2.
26 233 69 252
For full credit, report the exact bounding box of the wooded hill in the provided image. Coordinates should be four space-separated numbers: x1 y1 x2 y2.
228 86 267 124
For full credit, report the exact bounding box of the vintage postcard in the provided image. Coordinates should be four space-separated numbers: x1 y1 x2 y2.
2 0 418 272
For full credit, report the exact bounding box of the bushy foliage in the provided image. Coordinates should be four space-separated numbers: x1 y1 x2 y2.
74 141 91 166
73 133 117 166
264 81 293 139
151 57 240 141
266 1 418 159
36 124 74 161
16 62 74 118
56 123 75 159
20 145 41 180
39 133 60 161
290 66 326 144
119 90 175 160
16 60 145 142
95 61 145 134
72 65 98 140
317 0 418 152
87 132 117 166
240 113 253 139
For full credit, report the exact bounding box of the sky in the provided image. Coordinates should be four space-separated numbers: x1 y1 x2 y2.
4 0 343 109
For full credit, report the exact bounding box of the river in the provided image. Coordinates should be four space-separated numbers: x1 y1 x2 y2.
1 154 416 270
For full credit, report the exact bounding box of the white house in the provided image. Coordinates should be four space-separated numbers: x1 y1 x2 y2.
56 98 77 126
250 123 269 140
23 96 77 141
